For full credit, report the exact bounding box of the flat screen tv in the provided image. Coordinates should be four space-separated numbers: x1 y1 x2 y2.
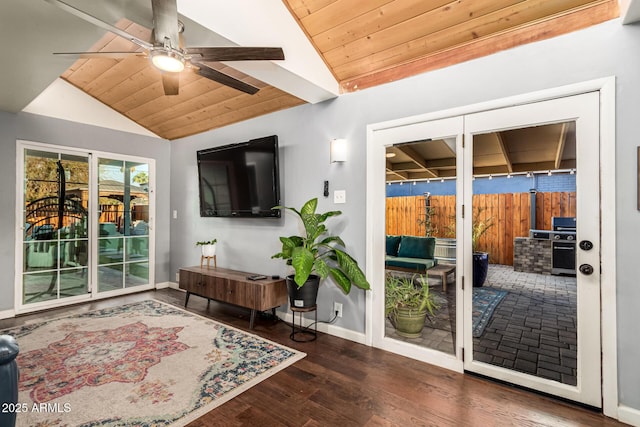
197 135 281 218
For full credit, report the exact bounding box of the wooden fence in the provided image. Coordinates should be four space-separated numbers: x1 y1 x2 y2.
386 192 576 265
99 205 148 224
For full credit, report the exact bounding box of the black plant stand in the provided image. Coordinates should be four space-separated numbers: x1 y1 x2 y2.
290 305 317 342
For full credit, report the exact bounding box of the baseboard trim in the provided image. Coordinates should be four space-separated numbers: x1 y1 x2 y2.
166 281 183 291
0 309 16 320
155 281 171 289
278 311 367 345
618 405 640 426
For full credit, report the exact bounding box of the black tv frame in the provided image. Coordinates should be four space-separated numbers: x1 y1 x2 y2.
197 135 281 218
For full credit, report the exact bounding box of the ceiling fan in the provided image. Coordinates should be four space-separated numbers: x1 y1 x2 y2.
44 0 285 95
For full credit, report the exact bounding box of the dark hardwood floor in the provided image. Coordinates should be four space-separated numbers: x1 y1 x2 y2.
0 288 626 427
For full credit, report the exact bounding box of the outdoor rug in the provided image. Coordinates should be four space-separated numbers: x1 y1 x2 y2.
2 300 305 427
472 287 508 337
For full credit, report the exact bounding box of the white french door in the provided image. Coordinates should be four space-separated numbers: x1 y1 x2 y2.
16 142 155 313
462 92 601 407
367 90 603 407
368 116 465 372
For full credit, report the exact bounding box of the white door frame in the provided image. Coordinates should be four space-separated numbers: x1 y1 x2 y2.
14 140 157 314
365 77 617 417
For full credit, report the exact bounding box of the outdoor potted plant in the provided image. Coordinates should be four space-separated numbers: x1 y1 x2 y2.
196 238 217 257
444 207 494 287
272 198 370 308
471 209 493 287
385 273 439 338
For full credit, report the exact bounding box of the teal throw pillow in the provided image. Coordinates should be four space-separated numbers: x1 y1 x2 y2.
386 235 402 256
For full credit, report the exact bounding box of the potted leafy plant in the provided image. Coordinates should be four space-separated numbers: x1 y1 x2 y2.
471 208 493 287
444 207 494 287
196 238 217 257
272 198 370 308
385 273 439 338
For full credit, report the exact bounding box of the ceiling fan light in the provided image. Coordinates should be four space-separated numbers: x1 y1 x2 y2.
151 50 185 73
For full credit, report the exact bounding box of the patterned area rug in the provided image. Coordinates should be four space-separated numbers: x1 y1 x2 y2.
473 287 508 337
2 300 305 427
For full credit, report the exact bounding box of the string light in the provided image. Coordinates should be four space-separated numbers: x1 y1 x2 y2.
385 169 574 185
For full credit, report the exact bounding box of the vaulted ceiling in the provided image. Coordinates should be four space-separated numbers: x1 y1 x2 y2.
0 0 619 140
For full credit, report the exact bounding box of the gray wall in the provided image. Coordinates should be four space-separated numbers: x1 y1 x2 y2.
170 19 640 410
0 112 171 311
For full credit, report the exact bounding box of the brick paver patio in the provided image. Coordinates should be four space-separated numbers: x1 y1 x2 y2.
386 265 578 386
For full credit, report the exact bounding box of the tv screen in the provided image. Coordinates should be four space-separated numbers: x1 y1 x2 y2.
197 135 281 218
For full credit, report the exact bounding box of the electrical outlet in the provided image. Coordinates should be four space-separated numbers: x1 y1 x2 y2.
175 272 180 282
333 302 343 318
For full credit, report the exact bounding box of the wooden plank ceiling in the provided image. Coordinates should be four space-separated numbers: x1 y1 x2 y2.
385 122 576 182
61 0 618 140
61 20 305 140
285 0 619 91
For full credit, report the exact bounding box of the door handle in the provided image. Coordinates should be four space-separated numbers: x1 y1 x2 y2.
579 240 594 251
579 264 594 275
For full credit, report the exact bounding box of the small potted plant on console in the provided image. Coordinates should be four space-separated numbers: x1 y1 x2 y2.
272 198 370 308
196 238 217 268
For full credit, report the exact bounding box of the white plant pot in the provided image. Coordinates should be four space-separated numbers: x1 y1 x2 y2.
201 244 216 257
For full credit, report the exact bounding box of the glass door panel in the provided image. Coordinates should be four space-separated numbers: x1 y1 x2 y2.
369 115 464 372
385 138 458 356
22 149 89 304
97 158 150 292
470 123 579 386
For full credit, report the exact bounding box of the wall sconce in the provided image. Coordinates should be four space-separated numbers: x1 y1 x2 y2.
330 138 347 163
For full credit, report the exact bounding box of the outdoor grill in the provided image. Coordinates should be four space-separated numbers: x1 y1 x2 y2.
551 217 577 275
528 216 577 275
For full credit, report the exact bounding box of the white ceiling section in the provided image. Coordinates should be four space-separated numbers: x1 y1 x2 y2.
620 0 640 23
177 0 339 103
23 79 160 138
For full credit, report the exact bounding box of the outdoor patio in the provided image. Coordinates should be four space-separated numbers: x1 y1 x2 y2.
386 264 578 386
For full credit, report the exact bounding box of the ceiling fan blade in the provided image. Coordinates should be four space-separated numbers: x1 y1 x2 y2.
162 73 180 96
151 0 179 48
187 47 284 62
44 0 153 50
193 62 259 95
53 51 144 59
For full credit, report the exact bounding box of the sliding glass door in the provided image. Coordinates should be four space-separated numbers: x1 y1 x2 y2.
97 157 150 293
21 148 90 304
17 142 154 311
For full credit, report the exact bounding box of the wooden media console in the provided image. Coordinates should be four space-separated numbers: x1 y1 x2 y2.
179 266 287 329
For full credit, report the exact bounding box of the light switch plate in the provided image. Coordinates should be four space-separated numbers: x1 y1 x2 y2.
334 190 346 204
